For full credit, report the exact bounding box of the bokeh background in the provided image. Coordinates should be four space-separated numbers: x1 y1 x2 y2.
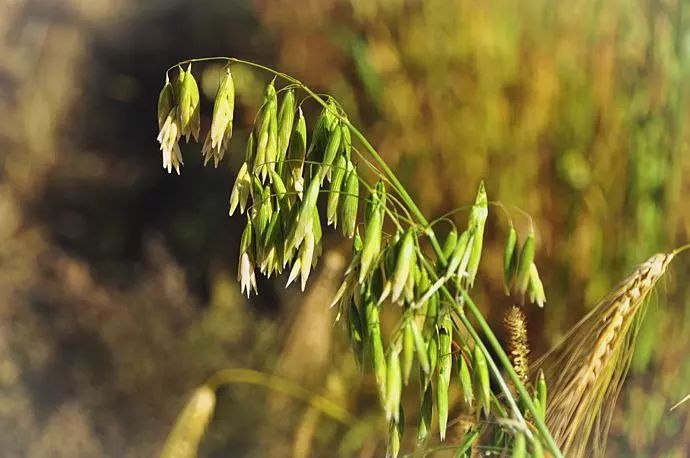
2 0 690 456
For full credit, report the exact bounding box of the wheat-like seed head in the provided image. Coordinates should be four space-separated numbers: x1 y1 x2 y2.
505 305 530 387
534 252 674 458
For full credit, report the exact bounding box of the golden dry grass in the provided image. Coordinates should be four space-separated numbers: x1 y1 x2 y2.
535 253 674 457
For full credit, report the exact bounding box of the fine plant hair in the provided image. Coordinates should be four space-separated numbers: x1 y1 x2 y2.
155 56 685 458
504 305 530 387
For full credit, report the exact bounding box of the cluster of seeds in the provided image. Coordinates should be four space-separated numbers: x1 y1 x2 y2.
503 224 546 308
156 61 553 457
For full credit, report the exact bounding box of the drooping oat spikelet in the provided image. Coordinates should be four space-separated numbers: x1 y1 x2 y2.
504 305 530 386
534 252 674 457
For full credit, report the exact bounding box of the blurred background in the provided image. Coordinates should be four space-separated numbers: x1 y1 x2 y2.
2 0 690 456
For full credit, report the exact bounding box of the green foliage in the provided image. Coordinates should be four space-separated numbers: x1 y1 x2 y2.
156 58 557 456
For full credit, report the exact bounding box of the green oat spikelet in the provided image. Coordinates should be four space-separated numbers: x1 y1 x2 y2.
285 107 307 198
340 122 352 159
410 318 430 375
229 162 251 215
458 352 474 407
268 169 287 202
391 229 416 303
423 289 440 339
320 120 342 182
515 230 535 297
341 162 359 238
512 433 526 458
265 86 278 179
528 263 546 308
442 227 459 260
348 301 365 368
402 319 414 385
260 212 282 277
238 218 257 297
359 182 386 283
447 229 470 278
287 176 320 254
386 408 403 458
466 181 488 287
385 339 403 422
157 73 183 174
473 344 490 415
177 64 201 142
254 80 277 180
276 88 295 174
251 178 272 246
327 154 348 226
437 314 453 441
365 298 387 403
503 225 518 294
417 384 433 444
425 331 438 389
202 66 234 167
308 98 339 162
157 74 175 128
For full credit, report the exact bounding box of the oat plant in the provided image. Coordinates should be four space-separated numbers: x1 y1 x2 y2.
155 57 685 458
